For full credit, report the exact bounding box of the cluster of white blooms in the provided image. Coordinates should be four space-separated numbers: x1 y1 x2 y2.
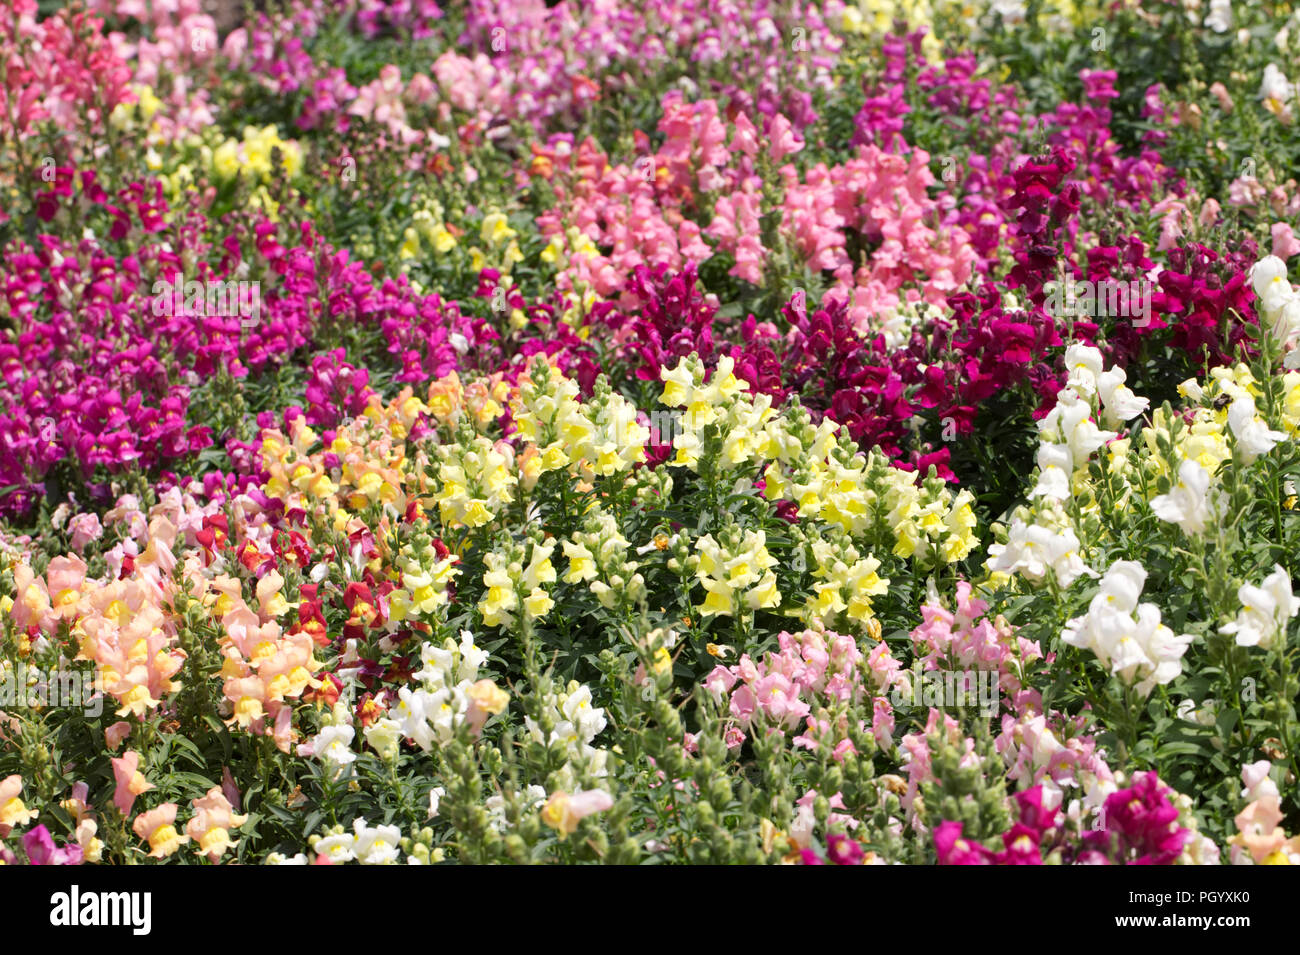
989 344 1160 590
1220 564 1300 650
1150 457 1215 535
300 631 509 775
1061 561 1194 698
524 679 610 788
304 719 359 777
313 818 406 865
1259 64 1297 123
986 509 1096 588
1032 344 1148 501
1202 0 1232 32
427 779 549 834
387 631 509 751
484 785 548 832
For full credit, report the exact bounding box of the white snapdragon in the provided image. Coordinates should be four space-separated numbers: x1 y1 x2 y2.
986 519 1096 588
1226 396 1286 462
1241 760 1280 802
1251 255 1293 312
1097 366 1150 428
483 785 547 832
1032 349 1147 503
1248 255 1300 364
352 818 403 864
1030 443 1074 500
1219 563 1299 649
1204 0 1231 33
989 0 1027 26
1176 698 1219 726
310 724 357 774
313 831 357 863
1150 458 1213 534
391 630 502 751
1260 63 1295 108
363 718 404 761
1061 561 1195 697
311 819 406 865
524 679 610 781
1064 344 1105 397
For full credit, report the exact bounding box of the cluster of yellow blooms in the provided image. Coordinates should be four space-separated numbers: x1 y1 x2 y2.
469 210 526 275
834 0 1102 64
387 530 462 623
693 523 782 618
430 433 518 530
400 201 459 261
1095 361 1300 519
837 0 947 61
209 125 304 183
759 409 978 565
511 359 649 481
109 84 164 129
478 538 558 630
561 510 646 612
540 226 601 270
659 355 774 470
805 529 891 625
251 354 989 640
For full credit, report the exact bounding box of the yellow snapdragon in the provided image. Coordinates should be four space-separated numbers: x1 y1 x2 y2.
694 524 781 618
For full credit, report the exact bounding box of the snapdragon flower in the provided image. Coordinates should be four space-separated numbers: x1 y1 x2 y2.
524 679 610 781
1226 396 1286 463
478 539 558 630
694 525 781 618
308 724 358 774
1150 458 1213 534
1061 561 1194 697
986 518 1095 588
1219 564 1300 649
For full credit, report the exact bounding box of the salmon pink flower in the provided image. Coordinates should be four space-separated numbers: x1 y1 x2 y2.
105 721 132 751
187 786 249 863
540 788 614 839
133 803 189 859
0 774 38 836
111 751 154 816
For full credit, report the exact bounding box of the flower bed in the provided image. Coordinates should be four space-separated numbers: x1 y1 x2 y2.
2 0 1300 866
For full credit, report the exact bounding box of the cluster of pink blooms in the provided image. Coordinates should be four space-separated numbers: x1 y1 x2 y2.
703 628 906 755
88 0 220 138
532 92 972 312
449 0 839 134
897 588 1116 822
909 581 1043 695
785 144 976 321
0 0 134 142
